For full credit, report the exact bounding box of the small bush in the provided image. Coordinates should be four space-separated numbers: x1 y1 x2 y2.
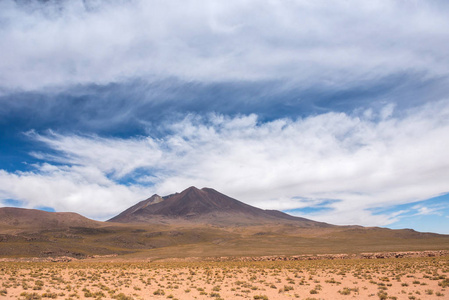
153 289 165 296
113 293 134 300
377 291 388 300
283 285 294 291
21 293 42 300
439 278 449 288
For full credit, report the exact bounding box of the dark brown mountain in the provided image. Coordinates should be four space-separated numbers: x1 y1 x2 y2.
108 186 330 227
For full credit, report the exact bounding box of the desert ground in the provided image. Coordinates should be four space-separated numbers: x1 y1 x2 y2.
1 256 448 300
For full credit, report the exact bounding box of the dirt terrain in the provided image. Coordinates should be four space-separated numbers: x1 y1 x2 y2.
1 256 448 299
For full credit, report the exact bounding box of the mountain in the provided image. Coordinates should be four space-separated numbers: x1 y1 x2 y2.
1 189 449 260
0 207 100 232
108 186 330 227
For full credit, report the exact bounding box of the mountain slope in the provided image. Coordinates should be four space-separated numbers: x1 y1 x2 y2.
0 207 101 231
0 193 449 259
108 186 330 227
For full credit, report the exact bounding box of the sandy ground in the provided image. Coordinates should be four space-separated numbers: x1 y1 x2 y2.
0 257 448 299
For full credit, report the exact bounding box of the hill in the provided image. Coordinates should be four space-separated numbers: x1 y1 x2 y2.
0 207 101 233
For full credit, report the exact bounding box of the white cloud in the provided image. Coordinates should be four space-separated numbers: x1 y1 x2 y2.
0 166 150 219
1 100 449 224
412 205 439 216
1 0 449 91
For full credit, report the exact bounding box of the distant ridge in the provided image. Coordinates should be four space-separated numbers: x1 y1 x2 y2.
0 207 100 230
108 186 330 227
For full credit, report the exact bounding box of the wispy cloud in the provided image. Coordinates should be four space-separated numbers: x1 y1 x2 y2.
378 195 449 233
1 100 448 224
411 205 438 216
1 0 449 91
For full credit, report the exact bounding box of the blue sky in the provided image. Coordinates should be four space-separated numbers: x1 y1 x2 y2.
1 0 449 233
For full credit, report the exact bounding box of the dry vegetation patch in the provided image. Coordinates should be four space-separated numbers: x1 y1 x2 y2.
0 257 448 299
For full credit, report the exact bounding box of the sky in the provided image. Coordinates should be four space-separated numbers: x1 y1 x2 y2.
1 0 449 233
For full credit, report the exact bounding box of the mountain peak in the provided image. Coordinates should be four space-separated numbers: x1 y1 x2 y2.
108 186 330 227
183 186 203 194
186 186 201 190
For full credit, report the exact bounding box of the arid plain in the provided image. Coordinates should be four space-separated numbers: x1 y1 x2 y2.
1 257 449 299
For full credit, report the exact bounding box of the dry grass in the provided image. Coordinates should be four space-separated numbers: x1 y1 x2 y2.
0 256 448 299
2 216 449 260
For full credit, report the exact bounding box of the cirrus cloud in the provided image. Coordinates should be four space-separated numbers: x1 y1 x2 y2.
1 0 449 92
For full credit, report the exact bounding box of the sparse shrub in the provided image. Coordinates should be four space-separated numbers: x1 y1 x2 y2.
377 291 388 300
21 292 42 300
113 293 133 300
153 289 165 296
325 278 341 284
283 285 294 291
42 292 58 298
439 278 449 288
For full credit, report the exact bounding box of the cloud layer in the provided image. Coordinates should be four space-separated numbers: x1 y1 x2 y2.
1 0 449 91
1 0 449 233
1 100 448 225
